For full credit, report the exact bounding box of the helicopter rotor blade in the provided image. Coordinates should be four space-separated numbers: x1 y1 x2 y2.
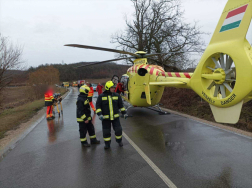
75 57 135 68
144 52 186 58
64 44 141 58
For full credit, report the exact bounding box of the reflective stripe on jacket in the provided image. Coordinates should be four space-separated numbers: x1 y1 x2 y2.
96 91 126 120
88 87 94 97
76 93 92 122
44 89 54 106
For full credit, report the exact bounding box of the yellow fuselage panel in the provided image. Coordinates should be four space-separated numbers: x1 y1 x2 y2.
126 64 164 107
125 62 194 107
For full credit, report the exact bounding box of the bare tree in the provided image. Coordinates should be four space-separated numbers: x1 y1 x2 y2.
0 33 23 93
112 0 206 69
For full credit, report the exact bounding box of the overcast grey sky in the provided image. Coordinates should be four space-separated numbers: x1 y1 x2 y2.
0 0 251 68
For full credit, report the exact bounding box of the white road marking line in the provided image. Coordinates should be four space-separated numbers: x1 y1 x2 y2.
123 132 177 188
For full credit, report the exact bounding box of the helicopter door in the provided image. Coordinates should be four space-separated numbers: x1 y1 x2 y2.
111 75 119 85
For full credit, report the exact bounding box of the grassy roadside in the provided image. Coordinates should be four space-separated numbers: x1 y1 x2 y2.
0 99 44 139
0 88 68 139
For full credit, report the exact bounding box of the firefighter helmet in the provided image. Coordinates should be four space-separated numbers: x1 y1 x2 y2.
79 85 90 94
105 81 116 90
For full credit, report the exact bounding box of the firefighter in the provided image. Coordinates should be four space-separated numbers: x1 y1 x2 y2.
86 82 96 112
96 83 103 95
96 81 128 149
45 86 55 120
77 85 100 147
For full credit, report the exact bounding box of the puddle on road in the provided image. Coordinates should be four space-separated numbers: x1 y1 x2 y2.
47 117 64 143
126 116 191 154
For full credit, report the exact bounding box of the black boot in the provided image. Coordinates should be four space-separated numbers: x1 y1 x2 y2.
91 138 100 144
118 141 123 147
104 142 110 149
81 141 90 147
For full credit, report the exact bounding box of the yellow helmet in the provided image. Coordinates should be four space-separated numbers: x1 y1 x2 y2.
79 85 90 94
105 81 116 90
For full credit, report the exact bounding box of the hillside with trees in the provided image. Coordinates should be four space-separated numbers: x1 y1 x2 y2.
27 62 130 82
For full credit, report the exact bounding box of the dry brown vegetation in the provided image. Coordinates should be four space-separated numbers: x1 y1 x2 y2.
160 88 252 132
28 66 59 86
0 87 31 113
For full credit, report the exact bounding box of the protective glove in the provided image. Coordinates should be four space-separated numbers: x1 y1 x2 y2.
99 115 104 121
124 114 128 119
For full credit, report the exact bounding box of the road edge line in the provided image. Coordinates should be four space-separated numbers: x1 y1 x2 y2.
123 132 177 188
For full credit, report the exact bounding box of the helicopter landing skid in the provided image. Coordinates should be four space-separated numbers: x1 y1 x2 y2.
147 104 170 115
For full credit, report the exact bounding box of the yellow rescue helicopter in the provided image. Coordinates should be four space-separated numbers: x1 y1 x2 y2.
65 0 252 124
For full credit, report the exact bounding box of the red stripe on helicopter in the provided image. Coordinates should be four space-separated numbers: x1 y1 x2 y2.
135 65 138 73
145 65 150 69
156 71 159 76
168 72 172 77
139 65 145 69
150 67 155 74
156 67 164 72
161 72 165 76
175 72 181 77
184 72 191 78
226 4 248 19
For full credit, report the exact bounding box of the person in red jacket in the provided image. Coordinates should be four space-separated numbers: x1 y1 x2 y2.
115 82 124 94
96 83 103 95
44 86 55 120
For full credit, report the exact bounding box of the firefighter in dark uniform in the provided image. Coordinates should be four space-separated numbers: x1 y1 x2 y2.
96 81 128 149
77 85 100 147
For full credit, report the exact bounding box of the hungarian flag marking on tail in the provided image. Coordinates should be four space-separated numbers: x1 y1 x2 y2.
220 4 248 32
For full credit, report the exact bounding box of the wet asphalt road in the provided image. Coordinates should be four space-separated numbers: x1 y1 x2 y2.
0 88 252 188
